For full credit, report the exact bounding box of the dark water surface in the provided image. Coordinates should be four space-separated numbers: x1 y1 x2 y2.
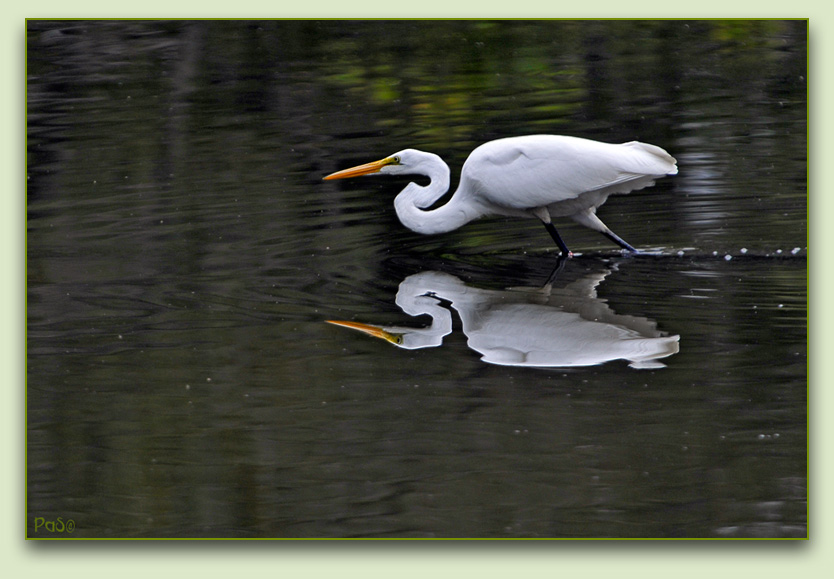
26 20 807 538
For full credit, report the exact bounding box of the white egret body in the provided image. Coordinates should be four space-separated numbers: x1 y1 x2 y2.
324 135 677 254
328 270 680 369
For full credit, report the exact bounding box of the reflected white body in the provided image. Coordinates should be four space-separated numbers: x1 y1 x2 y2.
330 269 680 369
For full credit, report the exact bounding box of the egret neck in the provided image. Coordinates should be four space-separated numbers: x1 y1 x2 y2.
390 151 483 236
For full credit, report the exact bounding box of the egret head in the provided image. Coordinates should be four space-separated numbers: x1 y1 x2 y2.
323 149 441 180
326 319 445 350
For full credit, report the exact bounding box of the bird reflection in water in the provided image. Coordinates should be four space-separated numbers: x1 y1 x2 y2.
328 262 679 369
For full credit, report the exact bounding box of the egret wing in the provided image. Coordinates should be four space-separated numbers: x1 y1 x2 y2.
461 135 676 213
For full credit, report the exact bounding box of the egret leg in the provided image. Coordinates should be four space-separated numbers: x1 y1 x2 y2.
602 230 639 253
570 209 639 254
544 254 569 286
543 222 572 256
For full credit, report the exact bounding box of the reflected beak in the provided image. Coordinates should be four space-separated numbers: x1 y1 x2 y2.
327 320 401 345
323 157 392 180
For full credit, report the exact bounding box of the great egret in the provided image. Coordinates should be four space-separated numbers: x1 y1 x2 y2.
328 269 680 369
324 135 677 255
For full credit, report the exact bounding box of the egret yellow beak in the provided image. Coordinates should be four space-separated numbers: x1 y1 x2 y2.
326 320 403 345
323 157 395 180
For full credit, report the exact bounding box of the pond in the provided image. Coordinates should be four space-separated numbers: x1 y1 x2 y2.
26 20 807 539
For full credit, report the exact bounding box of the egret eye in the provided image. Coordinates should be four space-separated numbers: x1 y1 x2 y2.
392 156 400 164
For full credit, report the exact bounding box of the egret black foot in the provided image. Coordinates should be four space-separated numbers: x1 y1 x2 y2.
603 230 638 253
